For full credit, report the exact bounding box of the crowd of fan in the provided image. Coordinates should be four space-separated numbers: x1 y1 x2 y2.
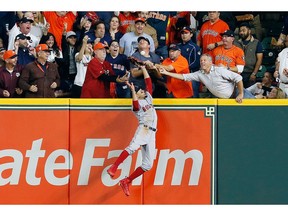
0 11 287 99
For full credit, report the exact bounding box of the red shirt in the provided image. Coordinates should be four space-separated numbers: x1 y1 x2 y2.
118 12 137 34
81 58 115 98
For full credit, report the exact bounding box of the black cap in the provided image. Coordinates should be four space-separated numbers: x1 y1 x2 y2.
168 43 181 51
109 39 119 47
87 38 94 44
20 17 34 23
134 84 145 92
239 22 252 29
181 26 193 33
137 36 150 45
15 33 31 41
220 30 235 37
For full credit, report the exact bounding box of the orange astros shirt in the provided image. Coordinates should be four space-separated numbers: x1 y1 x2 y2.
212 45 245 68
162 55 193 98
197 19 229 55
43 12 77 50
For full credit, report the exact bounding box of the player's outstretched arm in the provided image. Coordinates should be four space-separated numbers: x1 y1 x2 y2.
140 65 150 79
126 81 138 101
158 67 184 80
140 66 153 94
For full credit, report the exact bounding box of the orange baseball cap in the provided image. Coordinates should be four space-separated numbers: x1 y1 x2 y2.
135 17 145 24
3 50 18 60
93 43 107 50
36 44 50 53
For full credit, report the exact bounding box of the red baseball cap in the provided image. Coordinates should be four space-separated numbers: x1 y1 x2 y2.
85 11 99 24
93 43 107 50
3 50 18 60
135 17 146 24
36 44 50 53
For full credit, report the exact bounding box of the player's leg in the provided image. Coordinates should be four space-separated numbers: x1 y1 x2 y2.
107 150 130 178
133 137 156 177
118 144 142 196
119 166 145 196
120 138 156 196
107 130 141 178
119 145 147 197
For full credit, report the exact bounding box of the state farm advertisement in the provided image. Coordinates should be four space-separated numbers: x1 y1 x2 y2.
0 102 214 204
0 108 70 204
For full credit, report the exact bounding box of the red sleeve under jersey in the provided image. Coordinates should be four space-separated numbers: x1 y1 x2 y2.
132 100 139 111
145 77 152 94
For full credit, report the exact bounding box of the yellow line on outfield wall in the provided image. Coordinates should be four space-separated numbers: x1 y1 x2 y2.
154 98 217 106
70 98 131 106
218 99 288 106
70 98 218 106
1 98 286 107
1 98 217 107
0 98 69 105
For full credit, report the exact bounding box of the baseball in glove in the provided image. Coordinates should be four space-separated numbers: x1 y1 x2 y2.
128 56 162 78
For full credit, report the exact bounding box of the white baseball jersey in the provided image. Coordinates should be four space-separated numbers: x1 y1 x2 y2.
133 91 157 129
125 77 157 171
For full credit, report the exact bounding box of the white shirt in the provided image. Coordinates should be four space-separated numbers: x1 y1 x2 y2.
277 47 288 84
183 66 242 98
31 18 47 42
247 83 274 96
74 53 92 87
8 24 40 50
119 32 155 57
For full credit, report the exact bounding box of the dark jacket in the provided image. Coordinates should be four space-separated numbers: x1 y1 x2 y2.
19 61 60 98
17 47 35 66
0 64 23 97
234 36 262 73
61 35 78 80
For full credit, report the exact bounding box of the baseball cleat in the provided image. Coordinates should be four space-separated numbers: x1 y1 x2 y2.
119 177 131 196
107 164 117 178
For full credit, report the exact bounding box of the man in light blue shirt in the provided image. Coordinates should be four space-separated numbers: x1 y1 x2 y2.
159 53 255 103
119 17 155 57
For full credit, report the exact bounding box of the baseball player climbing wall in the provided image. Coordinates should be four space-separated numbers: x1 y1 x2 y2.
69 99 215 204
0 99 215 204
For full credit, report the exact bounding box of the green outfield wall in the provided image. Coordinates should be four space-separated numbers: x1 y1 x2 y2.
217 99 288 204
